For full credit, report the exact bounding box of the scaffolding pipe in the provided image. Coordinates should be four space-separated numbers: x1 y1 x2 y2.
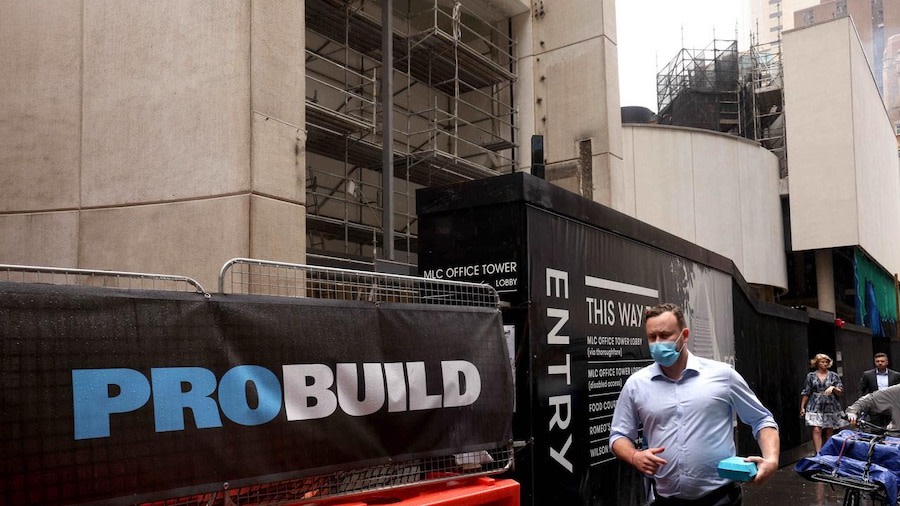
382 0 395 261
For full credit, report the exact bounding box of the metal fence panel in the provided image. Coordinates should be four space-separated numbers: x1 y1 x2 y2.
0 263 208 296
219 258 499 307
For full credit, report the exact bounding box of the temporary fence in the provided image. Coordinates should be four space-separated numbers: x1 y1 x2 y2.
0 263 208 296
0 259 514 506
219 257 499 307
215 258 512 505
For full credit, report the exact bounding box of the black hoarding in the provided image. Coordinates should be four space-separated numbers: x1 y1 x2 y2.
419 174 739 505
525 209 736 504
0 283 513 505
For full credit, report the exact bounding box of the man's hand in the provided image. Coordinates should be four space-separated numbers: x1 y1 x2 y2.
848 412 858 427
748 427 779 486
632 447 667 476
744 456 778 485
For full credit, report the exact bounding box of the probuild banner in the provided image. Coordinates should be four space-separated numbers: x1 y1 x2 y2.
0 283 513 505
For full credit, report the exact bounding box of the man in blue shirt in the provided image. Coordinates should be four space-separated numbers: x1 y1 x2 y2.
610 303 780 505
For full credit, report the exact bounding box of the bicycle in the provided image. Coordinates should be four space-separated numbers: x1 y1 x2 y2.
795 418 900 506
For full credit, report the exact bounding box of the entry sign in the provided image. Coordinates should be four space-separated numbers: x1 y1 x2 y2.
528 213 657 504
417 173 736 505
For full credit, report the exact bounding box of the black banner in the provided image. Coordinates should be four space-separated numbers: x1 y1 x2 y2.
0 282 513 505
418 174 739 505
731 285 807 459
525 210 735 504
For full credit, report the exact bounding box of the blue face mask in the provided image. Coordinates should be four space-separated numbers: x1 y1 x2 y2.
649 333 684 367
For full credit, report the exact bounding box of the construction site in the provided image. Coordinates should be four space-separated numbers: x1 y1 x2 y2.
304 0 517 267
10 1 900 505
656 38 788 177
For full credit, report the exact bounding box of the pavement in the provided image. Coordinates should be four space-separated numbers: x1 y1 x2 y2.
742 460 849 506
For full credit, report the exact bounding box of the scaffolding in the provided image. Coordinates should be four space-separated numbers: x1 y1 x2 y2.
749 39 788 178
655 36 789 178
304 0 517 266
656 40 742 134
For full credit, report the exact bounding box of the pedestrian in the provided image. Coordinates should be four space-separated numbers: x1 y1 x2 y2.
799 354 844 453
857 352 900 429
847 382 900 430
610 303 780 505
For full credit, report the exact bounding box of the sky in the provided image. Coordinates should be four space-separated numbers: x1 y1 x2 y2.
616 0 751 112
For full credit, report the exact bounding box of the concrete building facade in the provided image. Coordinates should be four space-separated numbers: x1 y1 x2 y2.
1 0 788 298
620 124 788 297
792 0 900 96
751 0 820 44
0 1 307 290
783 17 900 315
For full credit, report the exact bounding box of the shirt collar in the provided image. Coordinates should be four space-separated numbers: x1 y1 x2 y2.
877 369 889 375
650 350 699 381
684 351 701 372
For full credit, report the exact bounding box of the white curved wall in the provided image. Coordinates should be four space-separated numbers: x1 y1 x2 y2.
620 124 788 291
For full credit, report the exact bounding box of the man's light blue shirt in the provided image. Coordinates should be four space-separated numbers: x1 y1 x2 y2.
609 352 778 500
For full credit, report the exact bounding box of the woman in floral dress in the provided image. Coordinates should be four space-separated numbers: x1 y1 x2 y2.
800 353 845 453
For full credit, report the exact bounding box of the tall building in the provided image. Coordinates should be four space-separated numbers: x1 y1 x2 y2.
0 1 804 305
793 0 900 95
0 0 624 289
782 16 900 333
750 0 820 44
651 10 900 334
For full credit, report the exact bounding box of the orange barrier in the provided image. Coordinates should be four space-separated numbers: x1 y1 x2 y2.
295 477 519 506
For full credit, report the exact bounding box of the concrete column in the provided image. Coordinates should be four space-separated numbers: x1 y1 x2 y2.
526 0 622 202
816 249 836 313
381 0 394 261
250 1 307 268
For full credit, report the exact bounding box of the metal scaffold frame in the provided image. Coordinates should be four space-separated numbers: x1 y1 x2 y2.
656 39 742 135
0 264 209 296
749 38 788 178
654 33 789 177
304 0 517 266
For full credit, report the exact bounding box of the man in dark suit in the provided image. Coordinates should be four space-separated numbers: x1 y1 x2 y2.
858 353 900 428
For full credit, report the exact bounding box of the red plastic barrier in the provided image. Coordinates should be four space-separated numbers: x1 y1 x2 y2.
294 477 519 506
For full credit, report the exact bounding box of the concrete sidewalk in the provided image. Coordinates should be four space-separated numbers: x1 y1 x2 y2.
742 460 851 506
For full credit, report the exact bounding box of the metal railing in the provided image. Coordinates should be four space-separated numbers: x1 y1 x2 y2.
749 39 788 177
407 0 517 73
305 46 377 133
218 258 500 308
0 264 209 297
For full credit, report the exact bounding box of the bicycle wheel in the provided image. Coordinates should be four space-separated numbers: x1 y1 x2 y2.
842 488 860 506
